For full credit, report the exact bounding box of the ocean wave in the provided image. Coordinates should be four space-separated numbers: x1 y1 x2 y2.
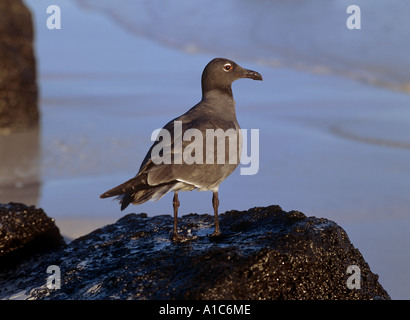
330 124 410 150
75 0 410 93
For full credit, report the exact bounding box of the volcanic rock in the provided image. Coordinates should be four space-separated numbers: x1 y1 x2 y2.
0 202 65 270
0 205 390 300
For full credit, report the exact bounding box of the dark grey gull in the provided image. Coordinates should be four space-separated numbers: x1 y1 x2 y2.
100 58 262 240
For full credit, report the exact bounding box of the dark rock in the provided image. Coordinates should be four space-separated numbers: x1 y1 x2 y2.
0 202 65 269
0 0 38 133
0 205 390 300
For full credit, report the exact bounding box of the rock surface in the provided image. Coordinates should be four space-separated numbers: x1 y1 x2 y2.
0 204 390 300
0 202 65 270
0 0 38 133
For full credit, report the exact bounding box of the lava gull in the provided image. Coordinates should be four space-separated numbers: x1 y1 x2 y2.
100 58 262 240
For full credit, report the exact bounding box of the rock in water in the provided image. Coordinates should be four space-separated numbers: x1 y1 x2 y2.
0 202 65 270
0 205 390 300
0 0 38 133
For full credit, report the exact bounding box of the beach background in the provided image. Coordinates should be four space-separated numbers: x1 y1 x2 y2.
0 0 409 299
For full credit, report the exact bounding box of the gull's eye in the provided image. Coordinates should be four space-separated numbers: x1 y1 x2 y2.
223 63 232 72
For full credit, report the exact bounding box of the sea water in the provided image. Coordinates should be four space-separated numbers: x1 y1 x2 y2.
0 0 408 298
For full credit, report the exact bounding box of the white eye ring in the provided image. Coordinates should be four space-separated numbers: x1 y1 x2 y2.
223 63 232 72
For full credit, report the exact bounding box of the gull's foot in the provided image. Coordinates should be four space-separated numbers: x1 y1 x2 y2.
208 230 221 238
171 232 197 242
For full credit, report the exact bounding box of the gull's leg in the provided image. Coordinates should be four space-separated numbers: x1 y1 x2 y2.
210 191 220 237
172 191 181 240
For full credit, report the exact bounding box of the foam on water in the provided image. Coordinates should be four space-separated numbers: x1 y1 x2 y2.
75 0 410 92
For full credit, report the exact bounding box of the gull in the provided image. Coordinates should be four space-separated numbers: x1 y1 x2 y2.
100 58 262 240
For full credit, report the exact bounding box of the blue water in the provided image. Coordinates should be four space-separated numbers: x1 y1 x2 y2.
1 0 408 298
76 0 410 92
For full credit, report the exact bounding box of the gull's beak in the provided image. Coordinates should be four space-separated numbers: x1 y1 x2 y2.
240 68 263 81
